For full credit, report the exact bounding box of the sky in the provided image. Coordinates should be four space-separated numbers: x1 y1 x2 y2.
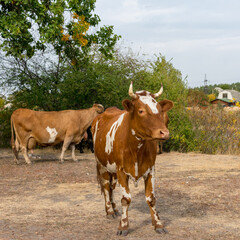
94 0 240 88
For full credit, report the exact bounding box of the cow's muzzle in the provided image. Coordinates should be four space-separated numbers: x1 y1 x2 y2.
152 129 169 140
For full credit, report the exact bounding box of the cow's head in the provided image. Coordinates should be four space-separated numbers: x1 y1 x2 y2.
122 82 173 141
93 104 104 114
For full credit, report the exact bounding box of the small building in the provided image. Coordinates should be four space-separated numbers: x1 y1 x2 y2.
210 98 235 107
218 90 240 101
215 88 240 102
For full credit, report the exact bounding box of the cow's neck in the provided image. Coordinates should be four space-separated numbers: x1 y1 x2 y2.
120 112 156 184
76 108 96 132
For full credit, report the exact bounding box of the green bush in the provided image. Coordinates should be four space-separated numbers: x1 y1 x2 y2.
0 109 12 147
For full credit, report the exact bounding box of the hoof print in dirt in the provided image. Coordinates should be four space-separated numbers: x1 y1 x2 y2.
116 230 128 236
155 228 168 234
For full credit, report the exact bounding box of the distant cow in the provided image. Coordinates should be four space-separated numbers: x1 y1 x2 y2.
76 127 94 153
92 82 173 235
11 104 104 164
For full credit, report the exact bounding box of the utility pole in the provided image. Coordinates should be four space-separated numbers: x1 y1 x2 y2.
204 74 208 94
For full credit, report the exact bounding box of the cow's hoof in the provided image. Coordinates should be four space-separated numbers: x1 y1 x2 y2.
59 161 64 164
106 214 116 219
114 211 121 217
26 162 32 165
117 230 128 236
155 227 168 234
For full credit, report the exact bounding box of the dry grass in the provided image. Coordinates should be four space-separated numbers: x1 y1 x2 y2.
0 149 240 240
188 106 240 154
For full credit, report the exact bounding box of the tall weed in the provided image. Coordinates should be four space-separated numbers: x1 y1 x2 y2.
188 107 240 154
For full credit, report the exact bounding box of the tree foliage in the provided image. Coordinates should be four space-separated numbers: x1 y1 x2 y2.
0 0 120 63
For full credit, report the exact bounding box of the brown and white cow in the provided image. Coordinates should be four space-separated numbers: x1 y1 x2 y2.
91 82 173 235
11 104 104 164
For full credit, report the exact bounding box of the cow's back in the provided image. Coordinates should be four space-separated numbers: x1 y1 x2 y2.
92 107 127 164
11 108 80 145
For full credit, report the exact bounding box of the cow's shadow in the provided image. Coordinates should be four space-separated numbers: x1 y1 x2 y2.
129 188 209 232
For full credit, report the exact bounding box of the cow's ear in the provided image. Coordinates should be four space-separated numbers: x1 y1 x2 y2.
122 99 134 112
158 100 174 112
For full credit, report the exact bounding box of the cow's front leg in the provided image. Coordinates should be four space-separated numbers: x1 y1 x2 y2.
144 166 167 234
117 170 131 236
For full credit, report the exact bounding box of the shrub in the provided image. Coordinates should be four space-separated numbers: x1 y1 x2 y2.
188 106 240 154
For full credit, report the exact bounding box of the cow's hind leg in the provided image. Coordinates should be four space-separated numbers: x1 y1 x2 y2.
117 170 131 236
144 167 167 234
110 173 120 217
13 139 20 164
60 136 73 163
97 163 116 218
22 146 32 165
70 144 78 162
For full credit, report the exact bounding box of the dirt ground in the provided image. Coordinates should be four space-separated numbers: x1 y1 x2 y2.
0 148 240 240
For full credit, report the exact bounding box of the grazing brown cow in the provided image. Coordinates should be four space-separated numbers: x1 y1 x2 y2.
92 82 173 236
11 104 104 164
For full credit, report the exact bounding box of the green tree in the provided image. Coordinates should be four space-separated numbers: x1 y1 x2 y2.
0 0 120 62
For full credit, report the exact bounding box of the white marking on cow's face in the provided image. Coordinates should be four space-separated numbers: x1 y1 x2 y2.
46 126 58 143
105 113 126 154
135 162 138 177
136 90 151 96
106 161 117 173
93 120 99 145
139 95 159 114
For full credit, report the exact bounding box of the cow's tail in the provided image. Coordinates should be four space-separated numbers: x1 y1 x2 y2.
96 163 104 195
11 116 18 159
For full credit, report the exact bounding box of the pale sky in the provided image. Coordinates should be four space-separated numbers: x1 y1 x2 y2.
95 0 240 88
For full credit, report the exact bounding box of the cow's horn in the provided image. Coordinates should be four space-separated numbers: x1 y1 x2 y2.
128 81 137 99
153 84 163 98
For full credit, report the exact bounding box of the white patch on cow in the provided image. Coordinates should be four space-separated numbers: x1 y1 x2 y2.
150 166 155 194
93 120 99 145
120 184 131 200
138 143 143 149
146 196 152 202
46 126 58 143
106 161 117 173
139 95 159 114
135 162 138 177
135 136 141 141
105 113 125 154
131 129 135 136
121 205 128 227
152 206 162 225
136 90 151 96
143 167 151 179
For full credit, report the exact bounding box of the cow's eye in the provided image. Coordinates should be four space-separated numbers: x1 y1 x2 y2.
138 110 144 114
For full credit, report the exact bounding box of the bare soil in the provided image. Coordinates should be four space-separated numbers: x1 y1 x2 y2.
0 148 240 240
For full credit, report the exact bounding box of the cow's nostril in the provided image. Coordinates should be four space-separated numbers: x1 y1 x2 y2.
160 130 169 139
